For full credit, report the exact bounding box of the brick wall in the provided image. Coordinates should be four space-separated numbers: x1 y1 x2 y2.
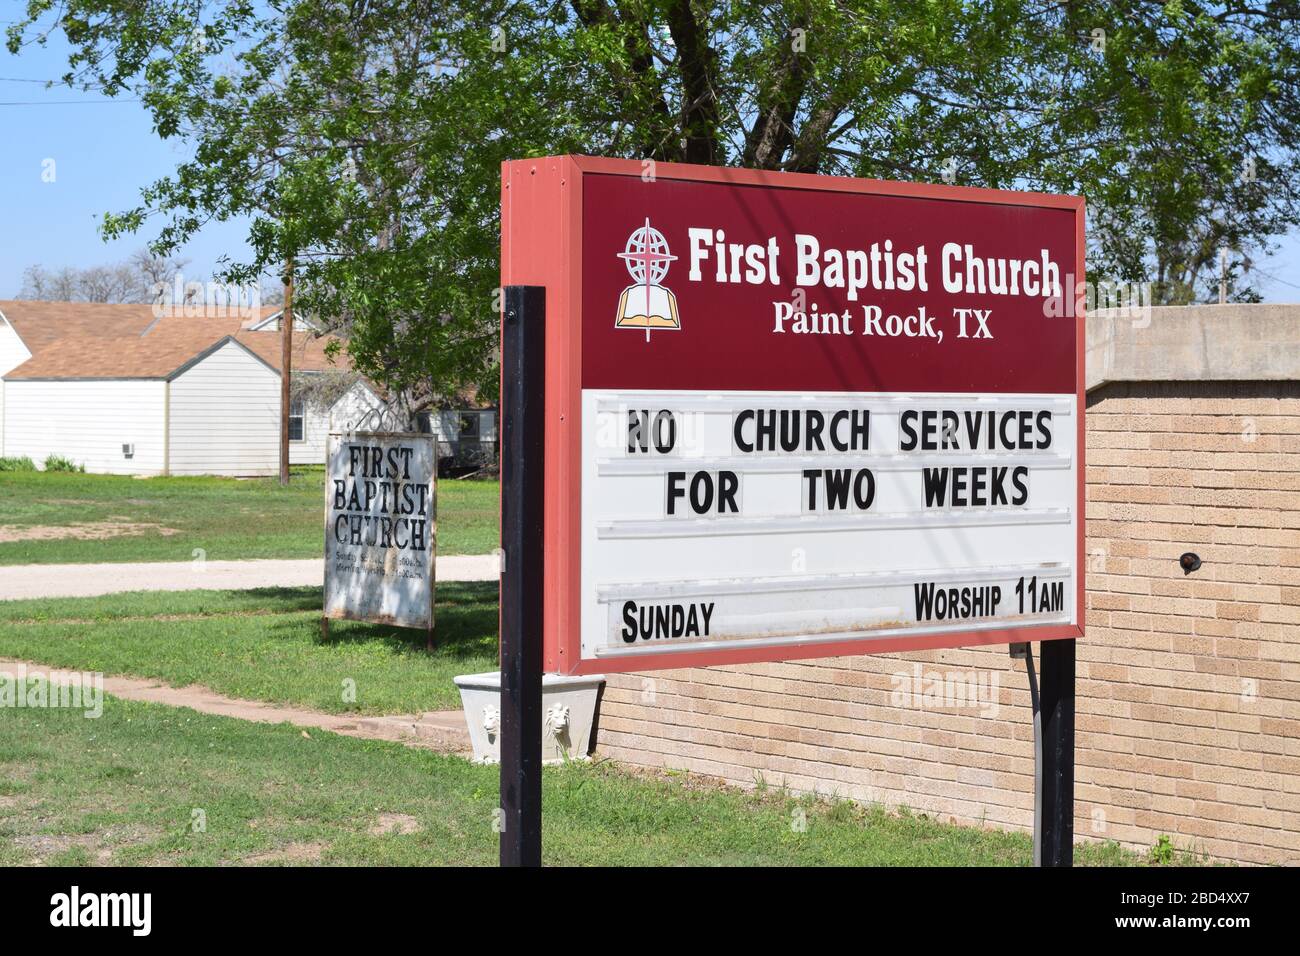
596 381 1300 865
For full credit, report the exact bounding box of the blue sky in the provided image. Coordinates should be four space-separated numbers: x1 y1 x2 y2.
2 27 1298 301
0 31 253 296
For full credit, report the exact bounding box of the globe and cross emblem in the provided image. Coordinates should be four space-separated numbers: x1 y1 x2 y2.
616 217 681 340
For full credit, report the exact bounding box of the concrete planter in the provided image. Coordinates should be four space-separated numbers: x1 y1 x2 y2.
453 671 605 765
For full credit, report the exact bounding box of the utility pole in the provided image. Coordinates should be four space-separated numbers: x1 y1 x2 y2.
280 256 295 486
1219 247 1229 305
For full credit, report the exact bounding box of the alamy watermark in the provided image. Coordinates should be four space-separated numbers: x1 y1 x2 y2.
0 664 103 718
149 272 262 321
890 662 1000 718
1043 276 1153 326
50 886 150 936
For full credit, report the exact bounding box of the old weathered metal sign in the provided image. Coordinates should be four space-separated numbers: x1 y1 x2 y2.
324 431 436 631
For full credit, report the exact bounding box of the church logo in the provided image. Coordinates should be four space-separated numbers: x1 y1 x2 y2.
616 218 681 340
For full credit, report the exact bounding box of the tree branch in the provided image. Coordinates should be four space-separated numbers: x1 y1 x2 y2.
664 0 722 164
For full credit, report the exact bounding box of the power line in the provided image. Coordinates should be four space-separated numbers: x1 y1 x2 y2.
0 98 140 106
1251 265 1300 292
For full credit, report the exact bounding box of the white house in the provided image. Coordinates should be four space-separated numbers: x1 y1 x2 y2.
0 300 390 476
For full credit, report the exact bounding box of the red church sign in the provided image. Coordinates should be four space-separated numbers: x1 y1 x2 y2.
501 155 1085 675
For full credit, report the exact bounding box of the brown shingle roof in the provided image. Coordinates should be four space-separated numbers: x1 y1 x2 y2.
0 300 346 380
235 329 347 374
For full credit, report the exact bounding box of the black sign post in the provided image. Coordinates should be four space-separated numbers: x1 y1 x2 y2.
499 285 546 867
1037 638 1076 866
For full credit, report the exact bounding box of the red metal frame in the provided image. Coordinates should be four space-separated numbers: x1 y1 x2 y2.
502 155 1086 676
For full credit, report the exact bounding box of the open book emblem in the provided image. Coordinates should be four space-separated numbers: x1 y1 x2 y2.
616 218 680 340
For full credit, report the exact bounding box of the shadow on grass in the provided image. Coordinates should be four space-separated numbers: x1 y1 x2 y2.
307 581 498 660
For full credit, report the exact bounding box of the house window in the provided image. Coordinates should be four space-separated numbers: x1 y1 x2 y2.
289 399 304 442
458 412 480 440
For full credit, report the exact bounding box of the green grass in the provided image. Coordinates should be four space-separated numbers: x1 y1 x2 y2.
0 695 1144 866
0 468 498 564
0 585 496 713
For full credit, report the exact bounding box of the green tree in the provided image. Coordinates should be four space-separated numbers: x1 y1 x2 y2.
10 0 1300 403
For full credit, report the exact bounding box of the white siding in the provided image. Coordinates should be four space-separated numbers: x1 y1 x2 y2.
328 383 386 433
428 409 496 442
426 409 495 441
3 380 166 474
169 340 280 476
435 410 458 440
0 314 34 456
246 312 320 333
290 382 384 465
290 400 329 466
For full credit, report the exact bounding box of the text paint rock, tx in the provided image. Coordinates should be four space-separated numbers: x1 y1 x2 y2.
501 156 1085 674
324 432 436 630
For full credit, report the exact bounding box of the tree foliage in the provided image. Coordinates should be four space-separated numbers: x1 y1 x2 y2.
10 0 1300 404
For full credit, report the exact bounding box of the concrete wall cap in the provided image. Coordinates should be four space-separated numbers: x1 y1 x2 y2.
1087 302 1300 390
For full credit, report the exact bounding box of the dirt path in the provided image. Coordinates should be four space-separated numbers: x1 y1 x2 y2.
0 554 498 600
0 657 472 754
